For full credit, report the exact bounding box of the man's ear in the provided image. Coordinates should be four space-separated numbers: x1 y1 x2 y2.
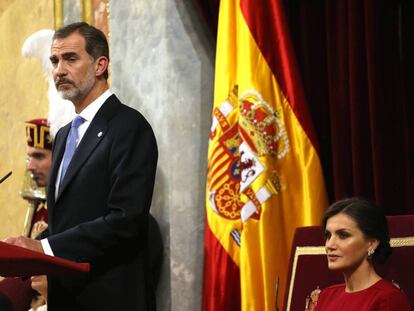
95 56 109 77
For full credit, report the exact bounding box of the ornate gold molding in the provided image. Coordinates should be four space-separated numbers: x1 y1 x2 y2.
81 0 94 25
53 0 63 29
390 236 414 247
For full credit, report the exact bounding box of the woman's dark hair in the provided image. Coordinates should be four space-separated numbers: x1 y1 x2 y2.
53 22 109 79
322 197 392 264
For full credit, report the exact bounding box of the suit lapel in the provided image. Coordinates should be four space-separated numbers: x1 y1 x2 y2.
56 95 120 200
48 124 71 206
57 118 108 197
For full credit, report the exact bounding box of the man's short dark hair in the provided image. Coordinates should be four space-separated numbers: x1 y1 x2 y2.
53 22 109 79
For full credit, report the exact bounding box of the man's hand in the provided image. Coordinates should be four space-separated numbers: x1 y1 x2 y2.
3 236 44 253
31 275 48 298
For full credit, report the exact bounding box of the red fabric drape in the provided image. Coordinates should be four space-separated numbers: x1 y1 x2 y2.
196 0 414 215
286 0 414 214
202 222 241 311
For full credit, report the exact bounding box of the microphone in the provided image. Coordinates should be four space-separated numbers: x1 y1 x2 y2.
0 171 12 184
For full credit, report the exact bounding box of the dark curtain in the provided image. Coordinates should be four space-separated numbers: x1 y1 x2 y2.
196 0 414 215
284 0 414 215
194 0 220 37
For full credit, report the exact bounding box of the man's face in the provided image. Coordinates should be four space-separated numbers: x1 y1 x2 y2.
49 32 96 103
27 146 52 187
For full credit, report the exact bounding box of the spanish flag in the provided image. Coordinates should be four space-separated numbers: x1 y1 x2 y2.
202 1 328 310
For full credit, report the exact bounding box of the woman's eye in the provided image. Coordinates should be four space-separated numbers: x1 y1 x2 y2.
338 232 350 239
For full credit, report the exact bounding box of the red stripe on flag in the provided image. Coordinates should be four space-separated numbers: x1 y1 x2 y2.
210 170 230 191
202 223 241 311
239 0 319 152
209 155 231 181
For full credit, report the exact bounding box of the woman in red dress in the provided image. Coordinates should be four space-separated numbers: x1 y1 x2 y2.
315 198 411 311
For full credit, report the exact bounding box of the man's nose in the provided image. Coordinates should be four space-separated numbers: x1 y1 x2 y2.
54 61 67 77
27 158 36 171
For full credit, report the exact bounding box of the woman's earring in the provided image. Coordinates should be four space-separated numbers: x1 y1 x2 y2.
367 248 375 258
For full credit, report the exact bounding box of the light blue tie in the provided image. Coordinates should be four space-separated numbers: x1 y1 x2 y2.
59 116 85 186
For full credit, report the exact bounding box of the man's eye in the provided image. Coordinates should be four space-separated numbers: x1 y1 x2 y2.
32 154 45 160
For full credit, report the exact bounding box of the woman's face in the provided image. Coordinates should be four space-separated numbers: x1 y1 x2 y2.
324 213 378 273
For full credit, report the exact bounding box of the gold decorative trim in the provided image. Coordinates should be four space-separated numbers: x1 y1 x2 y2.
390 237 414 247
285 236 414 311
286 246 324 311
81 0 94 25
54 0 63 29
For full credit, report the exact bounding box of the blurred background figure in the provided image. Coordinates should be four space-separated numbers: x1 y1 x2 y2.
22 118 52 238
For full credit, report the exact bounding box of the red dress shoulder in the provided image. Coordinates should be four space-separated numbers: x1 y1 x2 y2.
315 279 411 311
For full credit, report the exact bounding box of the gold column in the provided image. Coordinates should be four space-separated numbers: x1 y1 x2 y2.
54 0 63 29
81 0 94 25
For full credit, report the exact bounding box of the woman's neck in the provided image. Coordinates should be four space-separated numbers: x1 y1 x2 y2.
343 262 381 292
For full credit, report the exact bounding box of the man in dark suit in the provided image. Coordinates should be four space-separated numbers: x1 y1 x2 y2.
5 22 158 310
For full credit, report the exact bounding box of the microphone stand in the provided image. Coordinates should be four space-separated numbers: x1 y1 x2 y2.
0 171 12 184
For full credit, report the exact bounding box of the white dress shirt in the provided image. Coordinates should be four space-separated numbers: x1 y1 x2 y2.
41 89 113 256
